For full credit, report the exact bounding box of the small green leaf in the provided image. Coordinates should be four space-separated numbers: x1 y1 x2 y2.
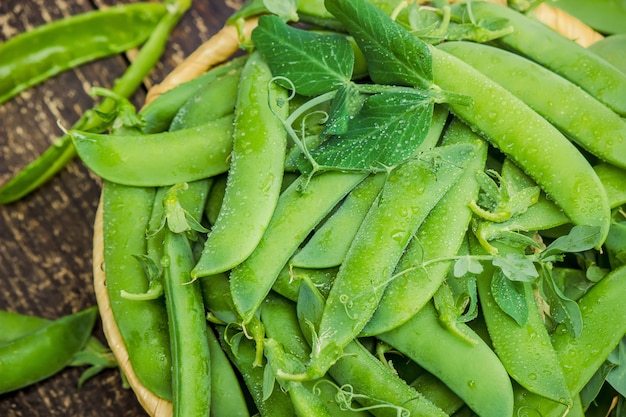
264 0 298 21
324 0 433 89
607 338 626 397
490 269 529 326
541 265 583 338
252 15 354 96
453 255 483 277
541 225 602 261
303 91 433 172
321 83 365 137
492 252 538 282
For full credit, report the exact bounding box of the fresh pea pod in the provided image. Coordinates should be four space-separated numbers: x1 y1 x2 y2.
410 372 464 416
430 46 611 248
168 63 242 131
551 264 626 396
205 325 251 417
588 34 626 74
306 142 478 379
0 306 97 394
142 56 247 133
362 118 487 336
229 170 367 324
0 3 166 105
449 0 626 116
216 325 296 417
162 225 211 417
0 0 189 204
0 311 50 343
377 301 514 417
296 277 448 417
470 239 571 406
192 51 289 277
438 40 626 169
102 182 172 400
72 115 234 187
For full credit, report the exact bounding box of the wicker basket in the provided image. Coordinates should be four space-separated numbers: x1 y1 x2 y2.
93 5 601 416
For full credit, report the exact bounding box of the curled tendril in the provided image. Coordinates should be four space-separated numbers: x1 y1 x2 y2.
315 381 411 417
338 293 357 319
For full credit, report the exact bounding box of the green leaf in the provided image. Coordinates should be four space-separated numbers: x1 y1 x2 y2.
321 82 365 137
303 91 433 172
264 0 298 21
607 338 626 397
251 15 354 96
324 0 433 89
453 255 483 277
492 252 538 282
541 265 583 338
491 269 529 326
541 225 602 261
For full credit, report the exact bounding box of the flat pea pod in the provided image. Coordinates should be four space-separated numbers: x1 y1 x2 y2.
296 277 448 417
0 306 97 394
192 51 289 277
0 311 49 343
551 264 626 396
72 115 234 187
162 226 211 417
102 181 172 400
229 170 367 324
438 40 626 169
141 56 247 133
216 325 296 417
449 1 626 116
205 325 251 417
430 45 611 248
0 2 166 105
588 34 626 74
261 293 371 417
470 239 571 406
307 143 478 379
0 0 189 204
362 118 487 336
410 372 464 416
168 63 242 131
377 301 514 417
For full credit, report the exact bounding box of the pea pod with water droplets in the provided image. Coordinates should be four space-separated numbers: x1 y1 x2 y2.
430 45 611 248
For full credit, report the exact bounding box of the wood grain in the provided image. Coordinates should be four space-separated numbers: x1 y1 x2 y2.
0 1 235 415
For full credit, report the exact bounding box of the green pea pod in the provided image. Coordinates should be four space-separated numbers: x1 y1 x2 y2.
72 115 234 187
410 372 464 416
262 296 367 417
449 1 626 116
470 239 571 406
362 118 487 336
0 306 97 394
0 311 49 343
307 142 479 379
272 264 338 302
162 228 211 417
102 182 172 400
216 325 296 417
0 3 166 105
230 170 367 324
142 56 247 133
377 301 514 417
296 277 448 417
205 325 251 417
438 40 626 169
552 264 626 395
0 0 190 204
168 63 242 131
430 46 611 248
192 51 289 277
588 34 626 74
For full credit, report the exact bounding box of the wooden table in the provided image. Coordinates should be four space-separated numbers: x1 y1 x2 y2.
0 1 234 415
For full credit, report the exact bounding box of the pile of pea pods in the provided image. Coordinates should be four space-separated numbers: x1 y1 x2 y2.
8 0 626 416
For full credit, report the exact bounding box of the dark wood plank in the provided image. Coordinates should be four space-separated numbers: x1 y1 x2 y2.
0 1 236 415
